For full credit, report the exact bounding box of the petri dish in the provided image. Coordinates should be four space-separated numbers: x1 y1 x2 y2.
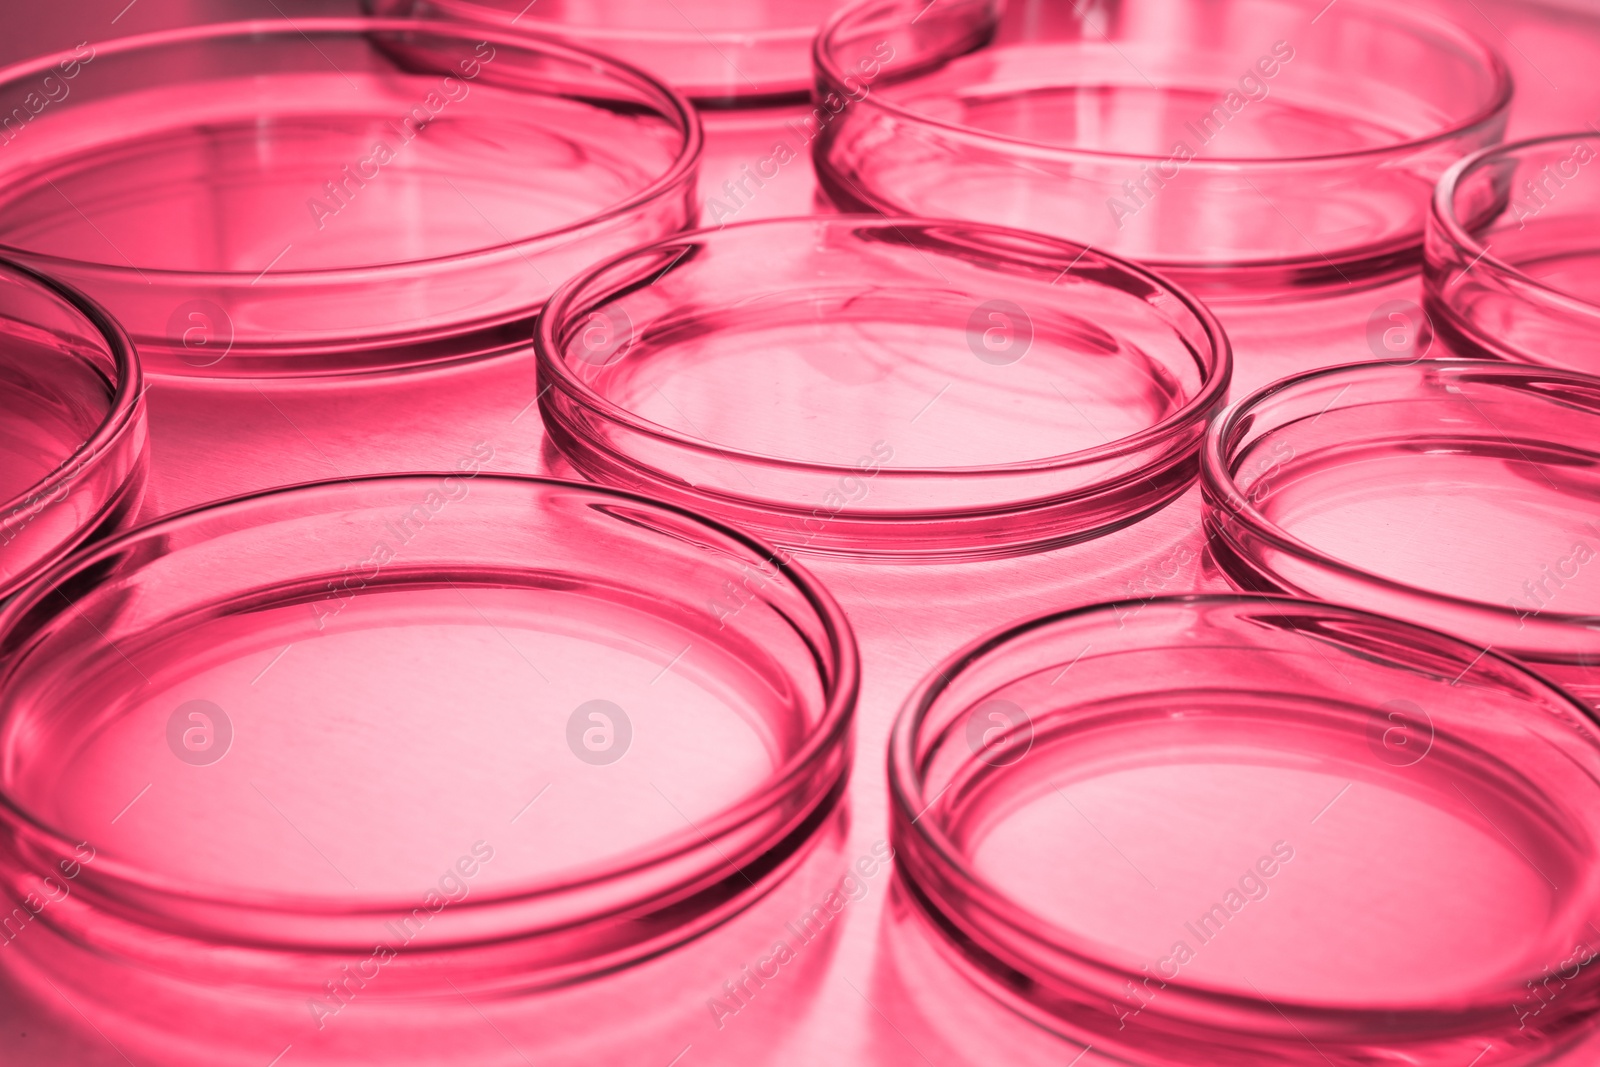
813 0 1512 299
0 260 145 602
1203 359 1600 706
890 593 1600 1066
0 475 856 994
1427 132 1600 376
369 0 854 106
0 20 700 377
536 215 1231 562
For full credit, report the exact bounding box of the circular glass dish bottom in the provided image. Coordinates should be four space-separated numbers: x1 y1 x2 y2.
1204 359 1600 706
537 216 1229 561
0 476 855 994
891 594 1600 1066
0 260 145 601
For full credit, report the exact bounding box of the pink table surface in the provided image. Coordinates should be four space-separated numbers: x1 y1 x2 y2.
3 1 1599 1063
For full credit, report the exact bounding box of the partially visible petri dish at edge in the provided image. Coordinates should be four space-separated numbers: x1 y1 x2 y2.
1204 359 1600 706
0 260 145 602
1428 131 1600 376
813 0 1512 299
0 476 855 1060
368 0 854 105
892 594 1600 1066
0 20 701 377
535 215 1231 562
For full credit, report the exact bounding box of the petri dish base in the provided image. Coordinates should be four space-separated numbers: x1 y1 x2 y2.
0 476 856 995
537 215 1230 562
891 595 1600 1066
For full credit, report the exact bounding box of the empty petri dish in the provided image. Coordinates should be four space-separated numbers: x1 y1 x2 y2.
890 594 1600 1066
536 215 1230 561
0 260 145 601
0 476 855 995
0 20 700 377
1204 359 1600 706
813 0 1511 299
370 0 853 105
1427 132 1600 376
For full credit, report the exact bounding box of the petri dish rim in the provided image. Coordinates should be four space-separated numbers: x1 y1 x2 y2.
887 591 1600 1022
1430 131 1600 321
0 259 143 581
0 18 705 283
379 0 823 99
535 214 1233 481
1200 357 1600 633
0 473 859 922
814 0 1513 170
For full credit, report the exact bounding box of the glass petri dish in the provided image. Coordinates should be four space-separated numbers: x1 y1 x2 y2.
0 260 145 602
1427 132 1600 376
536 215 1231 562
0 20 700 377
1203 358 1600 706
890 593 1600 1066
369 0 853 106
0 476 855 994
813 0 1512 299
